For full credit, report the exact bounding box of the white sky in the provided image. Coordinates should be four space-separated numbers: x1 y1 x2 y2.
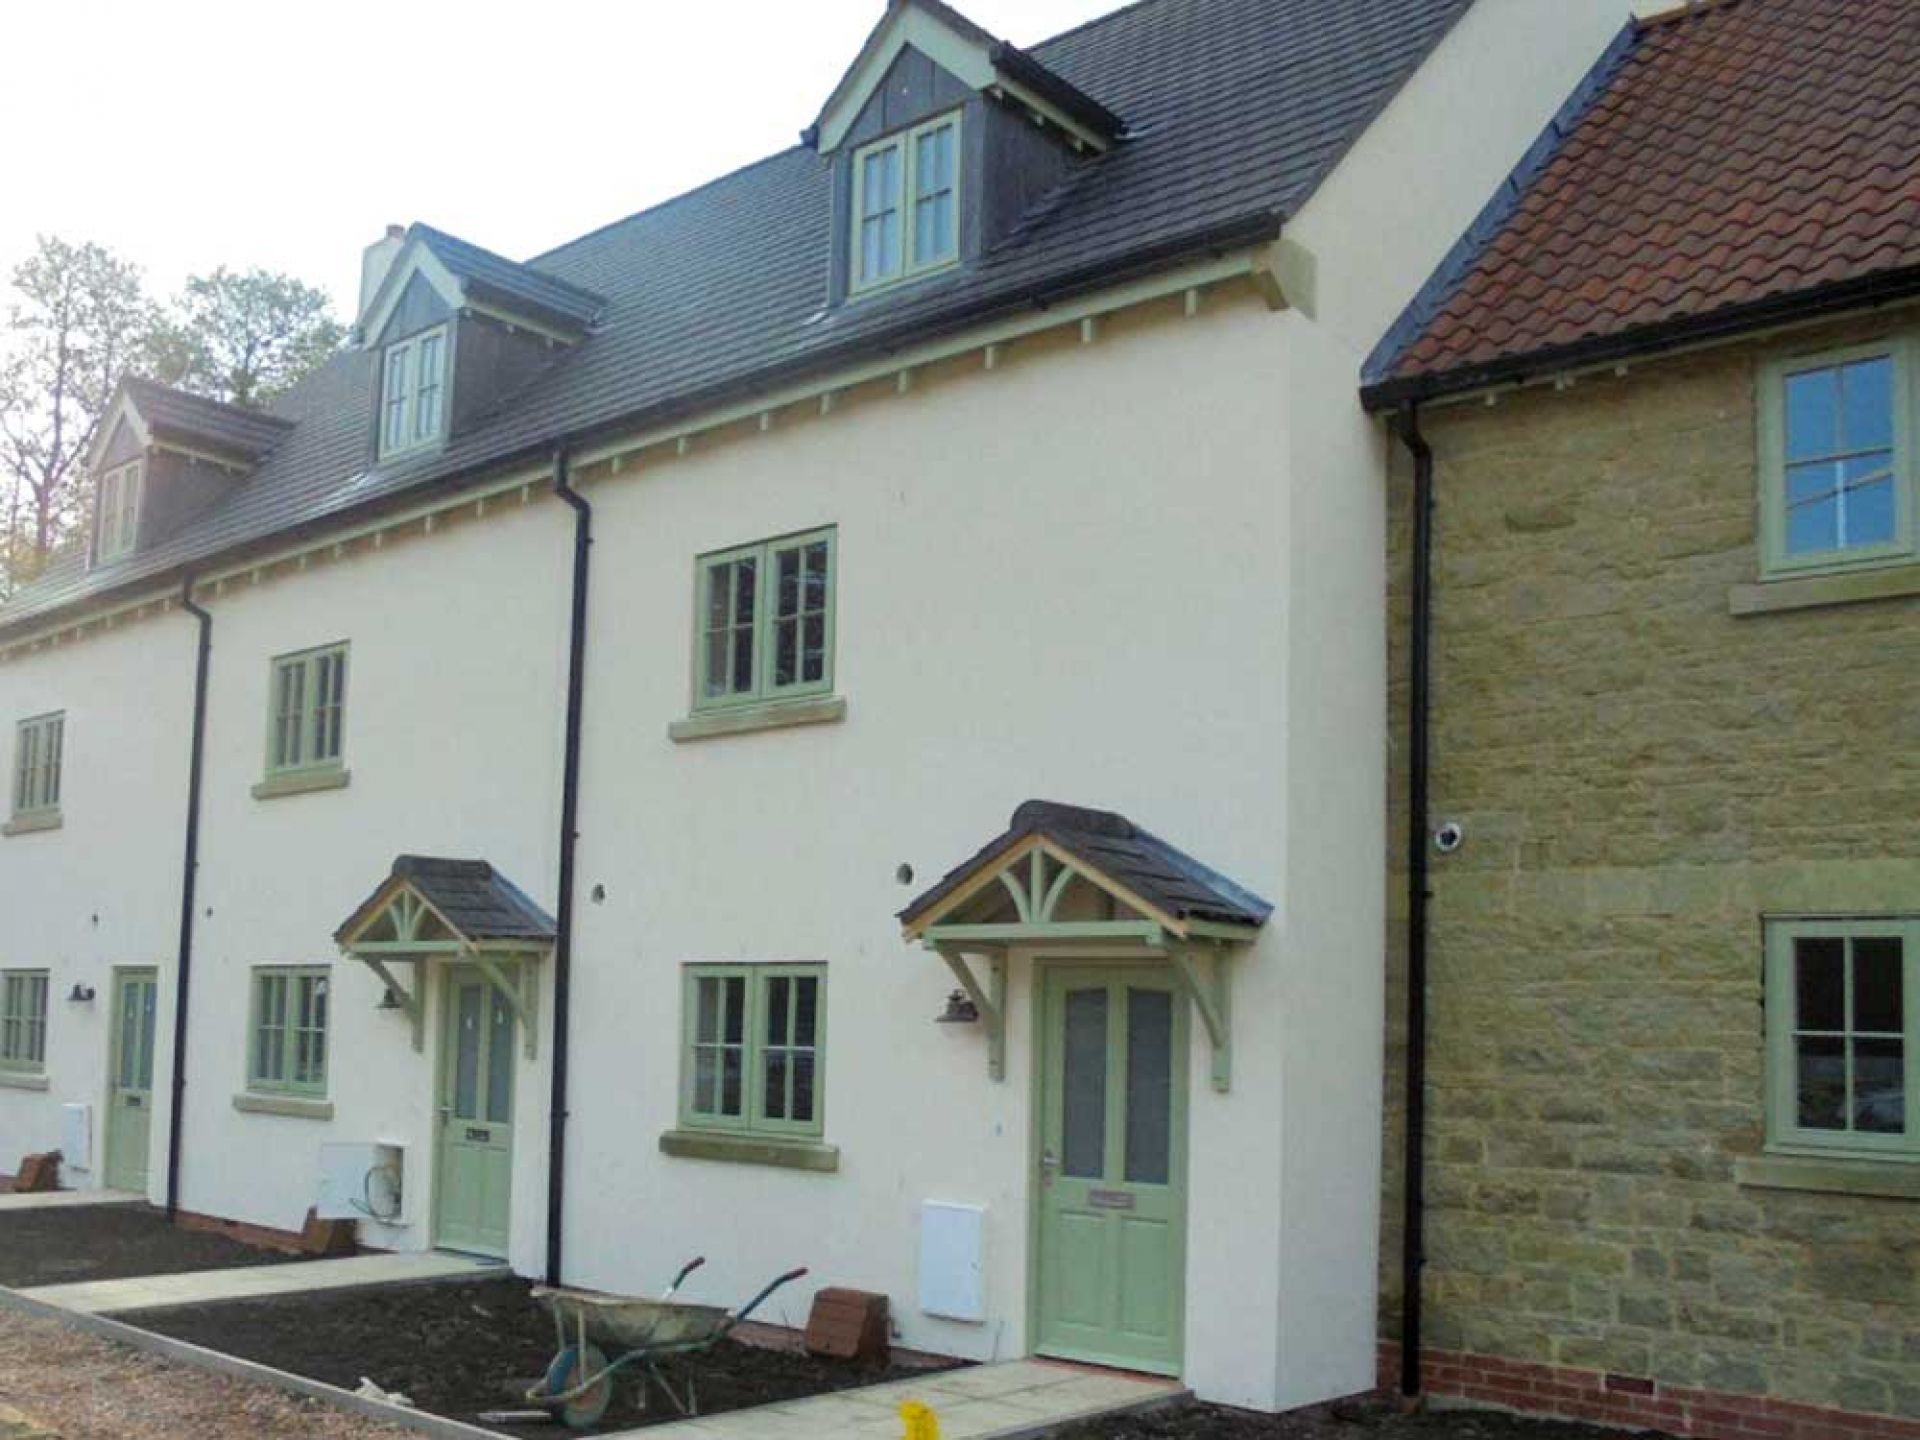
0 0 1120 322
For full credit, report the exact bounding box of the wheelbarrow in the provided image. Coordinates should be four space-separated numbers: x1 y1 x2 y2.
523 1259 809 1429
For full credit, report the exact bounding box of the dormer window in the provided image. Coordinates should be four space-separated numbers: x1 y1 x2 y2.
380 325 448 459
96 460 144 564
852 112 961 295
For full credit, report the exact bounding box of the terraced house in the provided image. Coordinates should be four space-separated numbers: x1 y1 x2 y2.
1367 1 1920 1437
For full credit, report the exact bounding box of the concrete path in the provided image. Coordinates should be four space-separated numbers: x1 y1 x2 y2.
610 1358 1186 1440
0 1188 144 1212
17 1249 502 1315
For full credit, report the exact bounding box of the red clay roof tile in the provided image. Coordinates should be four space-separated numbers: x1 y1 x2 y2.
1377 0 1920 391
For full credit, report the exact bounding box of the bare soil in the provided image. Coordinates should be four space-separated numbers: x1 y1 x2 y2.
1058 1397 1662 1440
129 1275 956 1435
0 1204 306 1288
0 1307 411 1440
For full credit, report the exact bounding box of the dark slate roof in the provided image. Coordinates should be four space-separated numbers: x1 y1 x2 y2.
123 376 295 460
2 0 1473 638
335 855 557 946
900 800 1273 932
1364 0 1920 408
412 224 606 333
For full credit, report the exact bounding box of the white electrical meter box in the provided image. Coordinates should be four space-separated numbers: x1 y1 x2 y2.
317 1142 405 1223
60 1103 92 1173
919 1201 986 1322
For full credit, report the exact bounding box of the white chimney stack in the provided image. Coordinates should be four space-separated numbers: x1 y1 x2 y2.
357 224 408 333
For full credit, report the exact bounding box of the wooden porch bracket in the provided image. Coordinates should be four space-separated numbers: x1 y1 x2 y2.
933 947 1007 1081
469 951 544 1060
357 955 426 1052
1171 946 1233 1092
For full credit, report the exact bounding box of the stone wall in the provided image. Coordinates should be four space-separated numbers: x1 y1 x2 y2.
1380 309 1920 1427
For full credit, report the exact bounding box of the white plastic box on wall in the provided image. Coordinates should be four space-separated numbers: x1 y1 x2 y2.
316 1142 406 1224
919 1201 986 1322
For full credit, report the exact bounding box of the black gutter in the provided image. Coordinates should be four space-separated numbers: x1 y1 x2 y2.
1363 264 1920 413
1396 404 1435 1401
546 445 588 1287
166 575 212 1221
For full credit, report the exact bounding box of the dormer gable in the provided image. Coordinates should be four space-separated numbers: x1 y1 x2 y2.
805 0 1124 307
354 224 606 464
86 377 293 567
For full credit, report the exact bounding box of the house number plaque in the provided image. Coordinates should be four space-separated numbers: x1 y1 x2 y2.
467 1127 491 1142
1087 1189 1136 1211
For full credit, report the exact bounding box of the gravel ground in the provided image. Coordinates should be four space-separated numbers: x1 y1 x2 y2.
0 1307 413 1440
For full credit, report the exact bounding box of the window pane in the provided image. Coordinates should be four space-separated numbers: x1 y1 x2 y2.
1124 988 1173 1185
1840 356 1894 452
1785 462 1839 554
1796 1035 1847 1129
1784 367 1838 462
1854 1038 1905 1134
1062 988 1108 1179
859 145 902 282
454 984 482 1119
764 1048 790 1121
792 1052 816 1124
694 1048 718 1113
1841 460 1896 548
487 991 514 1124
722 977 745 1044
794 977 818 1047
415 333 444 441
696 976 721 1044
1795 937 1845 1030
721 1045 743 1115
1854 937 1904 1033
766 977 790 1045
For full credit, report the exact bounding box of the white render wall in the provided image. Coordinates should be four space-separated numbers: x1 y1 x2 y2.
0 616 195 1197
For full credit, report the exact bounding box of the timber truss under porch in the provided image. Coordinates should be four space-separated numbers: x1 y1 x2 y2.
899 800 1273 1090
334 856 557 1055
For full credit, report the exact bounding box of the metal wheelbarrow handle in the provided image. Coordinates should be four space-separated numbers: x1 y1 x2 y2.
666 1256 707 1298
731 1267 810 1327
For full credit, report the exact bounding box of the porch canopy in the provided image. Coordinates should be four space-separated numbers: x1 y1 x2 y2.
899 801 1271 1091
334 856 556 1057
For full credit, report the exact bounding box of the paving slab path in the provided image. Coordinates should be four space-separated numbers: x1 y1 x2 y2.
18 1250 502 1315
610 1358 1186 1440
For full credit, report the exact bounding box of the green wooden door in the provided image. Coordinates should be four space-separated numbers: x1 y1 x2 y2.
434 968 515 1257
105 969 158 1194
1035 967 1188 1375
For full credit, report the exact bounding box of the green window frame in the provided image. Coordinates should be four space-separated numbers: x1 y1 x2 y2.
96 459 144 563
248 966 330 1095
266 643 349 777
680 965 826 1140
1765 917 1917 1161
1757 337 1918 579
693 528 836 711
379 324 449 459
850 111 962 295
12 713 64 820
0 971 49 1073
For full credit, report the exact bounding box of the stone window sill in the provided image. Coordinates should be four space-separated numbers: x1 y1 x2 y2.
0 1070 50 1091
232 1091 335 1121
668 696 847 744
1729 561 1920 617
658 1129 840 1173
3 810 63 837
252 768 351 801
1736 1153 1920 1201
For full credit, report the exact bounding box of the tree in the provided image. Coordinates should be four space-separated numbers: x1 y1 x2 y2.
0 236 158 587
151 267 344 409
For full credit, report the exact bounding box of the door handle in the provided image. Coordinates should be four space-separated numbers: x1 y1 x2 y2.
1040 1149 1060 1186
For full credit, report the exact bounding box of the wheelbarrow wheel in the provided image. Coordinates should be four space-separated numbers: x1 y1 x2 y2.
544 1343 613 1430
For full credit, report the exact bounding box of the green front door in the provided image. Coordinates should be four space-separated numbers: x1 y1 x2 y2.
105 969 158 1194
1034 966 1189 1374
435 968 516 1257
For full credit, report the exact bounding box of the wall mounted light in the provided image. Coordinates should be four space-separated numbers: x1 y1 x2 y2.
67 983 96 1004
376 987 404 1012
935 989 979 1024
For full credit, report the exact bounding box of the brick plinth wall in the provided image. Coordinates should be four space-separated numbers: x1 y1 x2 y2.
1378 1344 1920 1440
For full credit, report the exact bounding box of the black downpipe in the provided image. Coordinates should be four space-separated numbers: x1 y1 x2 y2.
547 446 589 1286
167 576 213 1221
1397 404 1435 1401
